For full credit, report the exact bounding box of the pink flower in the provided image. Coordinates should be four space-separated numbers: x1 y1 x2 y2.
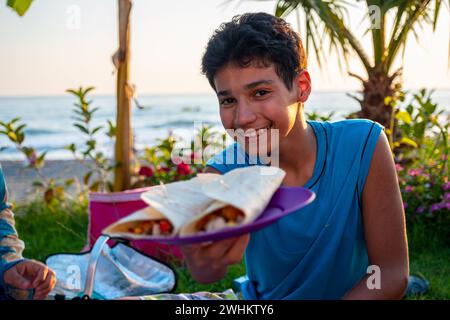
408 168 423 177
138 166 154 177
416 206 425 214
171 156 182 165
405 185 414 193
444 193 450 202
442 182 450 191
176 162 191 175
403 202 408 209
430 203 444 213
395 163 403 172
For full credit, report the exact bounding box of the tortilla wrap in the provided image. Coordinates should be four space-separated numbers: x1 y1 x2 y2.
103 177 216 239
103 166 286 238
179 166 285 235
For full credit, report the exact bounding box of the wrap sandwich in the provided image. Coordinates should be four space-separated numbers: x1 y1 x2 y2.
103 166 286 239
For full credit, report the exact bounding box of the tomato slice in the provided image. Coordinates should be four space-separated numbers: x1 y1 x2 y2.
159 219 172 234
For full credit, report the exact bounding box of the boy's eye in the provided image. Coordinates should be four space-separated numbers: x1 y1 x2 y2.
220 98 236 107
254 90 270 97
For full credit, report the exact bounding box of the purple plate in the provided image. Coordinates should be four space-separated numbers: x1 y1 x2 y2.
110 186 315 245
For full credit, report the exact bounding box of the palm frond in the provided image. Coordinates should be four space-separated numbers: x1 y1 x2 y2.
275 0 371 72
385 0 443 72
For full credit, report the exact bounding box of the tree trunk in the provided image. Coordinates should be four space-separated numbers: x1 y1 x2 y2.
348 67 402 146
114 0 133 191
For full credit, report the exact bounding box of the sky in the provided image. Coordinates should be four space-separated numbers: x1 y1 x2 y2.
0 0 449 96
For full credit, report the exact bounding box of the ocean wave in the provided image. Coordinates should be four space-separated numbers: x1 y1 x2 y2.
24 128 61 135
144 120 218 129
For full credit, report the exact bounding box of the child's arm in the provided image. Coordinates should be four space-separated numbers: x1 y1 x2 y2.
0 166 26 286
343 131 409 300
0 166 56 299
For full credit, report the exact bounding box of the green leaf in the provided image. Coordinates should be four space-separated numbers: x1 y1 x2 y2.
37 151 47 161
399 137 418 148
32 181 44 188
73 124 90 135
65 178 75 187
396 111 412 124
10 117 21 124
384 96 393 106
16 131 25 144
83 172 92 185
55 186 65 198
65 143 77 153
83 86 95 96
15 124 26 133
91 126 103 135
7 0 33 16
7 131 17 141
89 181 100 192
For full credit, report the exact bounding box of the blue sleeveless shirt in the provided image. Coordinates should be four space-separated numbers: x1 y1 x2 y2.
206 119 384 299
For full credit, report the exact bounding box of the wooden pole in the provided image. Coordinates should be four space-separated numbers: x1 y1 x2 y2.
114 0 133 191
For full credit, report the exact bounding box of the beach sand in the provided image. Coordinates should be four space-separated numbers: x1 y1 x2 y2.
1 160 91 202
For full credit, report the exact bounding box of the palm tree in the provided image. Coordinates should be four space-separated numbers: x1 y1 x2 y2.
251 0 447 138
7 0 134 191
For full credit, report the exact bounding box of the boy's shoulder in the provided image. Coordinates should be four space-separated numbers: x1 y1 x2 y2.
322 118 383 131
314 118 384 142
310 118 384 158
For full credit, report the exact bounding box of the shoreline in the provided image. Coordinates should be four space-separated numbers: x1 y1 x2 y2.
1 160 91 203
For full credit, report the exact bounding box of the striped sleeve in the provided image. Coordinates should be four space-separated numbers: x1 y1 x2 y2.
0 165 25 287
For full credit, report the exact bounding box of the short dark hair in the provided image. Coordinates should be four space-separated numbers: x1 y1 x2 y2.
201 12 307 91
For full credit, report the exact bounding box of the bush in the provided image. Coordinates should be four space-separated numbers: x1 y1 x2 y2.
393 89 449 233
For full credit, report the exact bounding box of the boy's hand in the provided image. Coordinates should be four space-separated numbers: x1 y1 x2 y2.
3 260 56 300
180 234 250 284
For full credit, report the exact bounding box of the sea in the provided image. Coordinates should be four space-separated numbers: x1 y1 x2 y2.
1 90 449 160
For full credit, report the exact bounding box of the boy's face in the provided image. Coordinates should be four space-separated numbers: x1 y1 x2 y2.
213 62 311 156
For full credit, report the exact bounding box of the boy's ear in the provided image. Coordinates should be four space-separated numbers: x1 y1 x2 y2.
295 70 311 102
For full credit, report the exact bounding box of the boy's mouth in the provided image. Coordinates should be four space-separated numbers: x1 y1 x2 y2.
237 124 274 139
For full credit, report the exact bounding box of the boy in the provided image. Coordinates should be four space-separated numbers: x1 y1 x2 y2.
0 164 56 300
180 12 409 299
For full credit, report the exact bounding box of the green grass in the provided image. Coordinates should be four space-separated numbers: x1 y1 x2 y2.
405 220 450 300
14 199 89 261
11 199 449 299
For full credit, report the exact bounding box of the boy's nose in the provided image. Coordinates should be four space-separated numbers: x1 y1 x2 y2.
234 102 257 129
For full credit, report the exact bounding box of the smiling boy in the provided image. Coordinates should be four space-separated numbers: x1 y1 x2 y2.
180 12 409 300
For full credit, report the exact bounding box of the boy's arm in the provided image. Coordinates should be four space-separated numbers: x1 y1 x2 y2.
0 167 26 288
343 131 409 300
